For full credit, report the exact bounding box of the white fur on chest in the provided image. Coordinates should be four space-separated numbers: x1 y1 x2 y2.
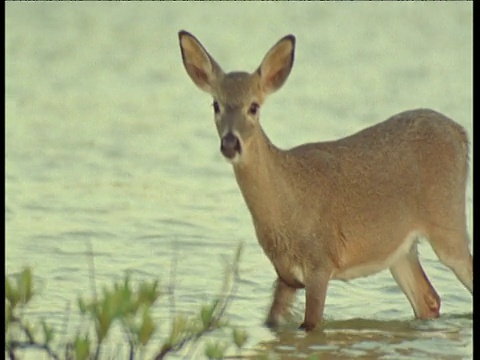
332 231 420 281
291 265 305 284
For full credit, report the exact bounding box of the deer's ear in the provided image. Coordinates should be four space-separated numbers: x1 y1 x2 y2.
179 31 224 95
256 35 295 96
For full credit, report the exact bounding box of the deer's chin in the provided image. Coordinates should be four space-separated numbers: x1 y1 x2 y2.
222 151 242 165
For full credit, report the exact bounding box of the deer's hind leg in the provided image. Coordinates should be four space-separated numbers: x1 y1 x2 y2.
428 228 473 294
390 244 441 319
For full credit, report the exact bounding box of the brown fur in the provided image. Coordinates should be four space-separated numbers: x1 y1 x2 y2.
178 30 473 331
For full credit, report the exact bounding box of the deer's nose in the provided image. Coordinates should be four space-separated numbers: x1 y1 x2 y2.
220 133 241 159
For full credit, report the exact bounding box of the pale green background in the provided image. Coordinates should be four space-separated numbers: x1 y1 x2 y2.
6 2 472 359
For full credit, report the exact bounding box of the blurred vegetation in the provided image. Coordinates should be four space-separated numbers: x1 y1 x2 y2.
5 243 258 360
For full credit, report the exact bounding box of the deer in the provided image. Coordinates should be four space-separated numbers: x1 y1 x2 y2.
178 30 473 332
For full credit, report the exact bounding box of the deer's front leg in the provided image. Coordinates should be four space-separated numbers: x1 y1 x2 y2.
265 277 297 328
300 270 329 332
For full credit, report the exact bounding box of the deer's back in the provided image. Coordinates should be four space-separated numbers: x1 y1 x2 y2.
288 108 469 194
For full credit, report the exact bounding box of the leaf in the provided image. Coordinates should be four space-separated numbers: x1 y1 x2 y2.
168 314 187 345
138 308 156 346
232 328 248 349
137 280 160 307
95 309 112 343
5 277 19 308
204 340 228 359
115 277 135 316
200 304 215 329
74 334 91 360
17 267 34 304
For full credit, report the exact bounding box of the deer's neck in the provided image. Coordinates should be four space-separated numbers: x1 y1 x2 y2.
232 128 288 227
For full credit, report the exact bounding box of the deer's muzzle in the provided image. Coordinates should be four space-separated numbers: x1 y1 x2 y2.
220 133 241 159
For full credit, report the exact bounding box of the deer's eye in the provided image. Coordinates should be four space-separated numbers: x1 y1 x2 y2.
248 102 260 115
213 101 220 114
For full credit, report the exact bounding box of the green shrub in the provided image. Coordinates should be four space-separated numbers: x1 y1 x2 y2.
5 244 251 360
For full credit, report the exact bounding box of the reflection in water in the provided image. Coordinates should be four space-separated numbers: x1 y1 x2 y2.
257 315 472 359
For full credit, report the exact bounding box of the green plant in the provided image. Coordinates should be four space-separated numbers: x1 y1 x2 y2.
5 243 250 360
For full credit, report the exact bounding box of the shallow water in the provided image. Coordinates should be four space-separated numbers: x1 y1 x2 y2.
6 2 472 359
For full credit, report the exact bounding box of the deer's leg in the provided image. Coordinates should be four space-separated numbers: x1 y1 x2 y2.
390 249 440 319
300 270 329 332
265 277 297 328
439 251 473 294
429 231 473 294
